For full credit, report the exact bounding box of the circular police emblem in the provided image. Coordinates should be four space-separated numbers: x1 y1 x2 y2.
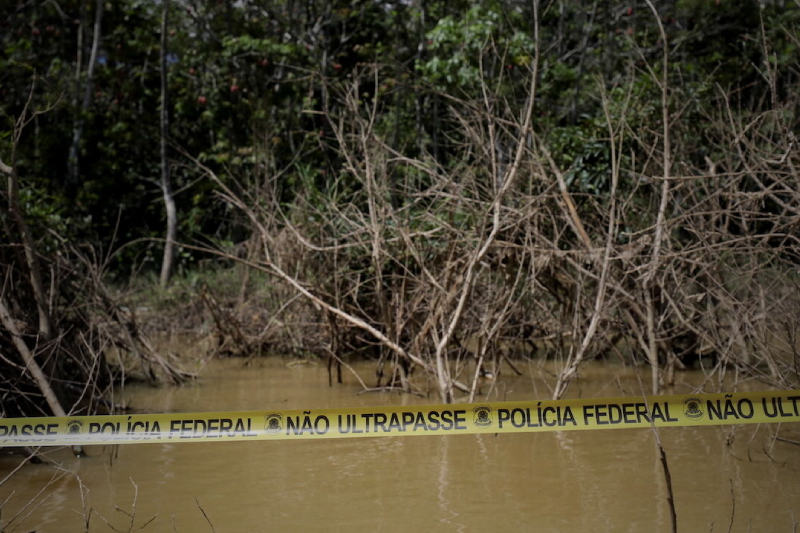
473 406 493 428
264 413 283 434
67 419 83 435
683 397 704 420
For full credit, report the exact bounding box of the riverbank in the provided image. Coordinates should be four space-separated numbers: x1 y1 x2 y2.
119 263 800 401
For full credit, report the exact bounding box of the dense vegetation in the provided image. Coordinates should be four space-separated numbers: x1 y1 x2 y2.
2 0 799 418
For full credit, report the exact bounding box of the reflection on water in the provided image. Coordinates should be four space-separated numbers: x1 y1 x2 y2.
1 358 799 532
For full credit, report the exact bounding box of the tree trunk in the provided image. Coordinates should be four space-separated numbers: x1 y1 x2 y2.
160 0 177 287
67 0 103 188
0 298 64 419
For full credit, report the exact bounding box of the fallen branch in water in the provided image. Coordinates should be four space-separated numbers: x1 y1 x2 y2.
638 368 677 533
726 479 736 533
196 498 216 533
93 478 157 533
0 296 67 420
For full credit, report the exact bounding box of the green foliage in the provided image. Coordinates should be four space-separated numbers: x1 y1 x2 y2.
421 4 534 91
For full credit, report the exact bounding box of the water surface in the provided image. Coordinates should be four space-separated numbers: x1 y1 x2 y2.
1 358 799 532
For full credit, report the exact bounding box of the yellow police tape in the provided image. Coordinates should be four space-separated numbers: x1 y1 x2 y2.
1 389 799 447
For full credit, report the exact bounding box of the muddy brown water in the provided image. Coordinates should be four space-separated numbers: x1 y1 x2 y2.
1 358 799 532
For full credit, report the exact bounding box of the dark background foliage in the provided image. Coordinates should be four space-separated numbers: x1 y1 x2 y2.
2 0 795 272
